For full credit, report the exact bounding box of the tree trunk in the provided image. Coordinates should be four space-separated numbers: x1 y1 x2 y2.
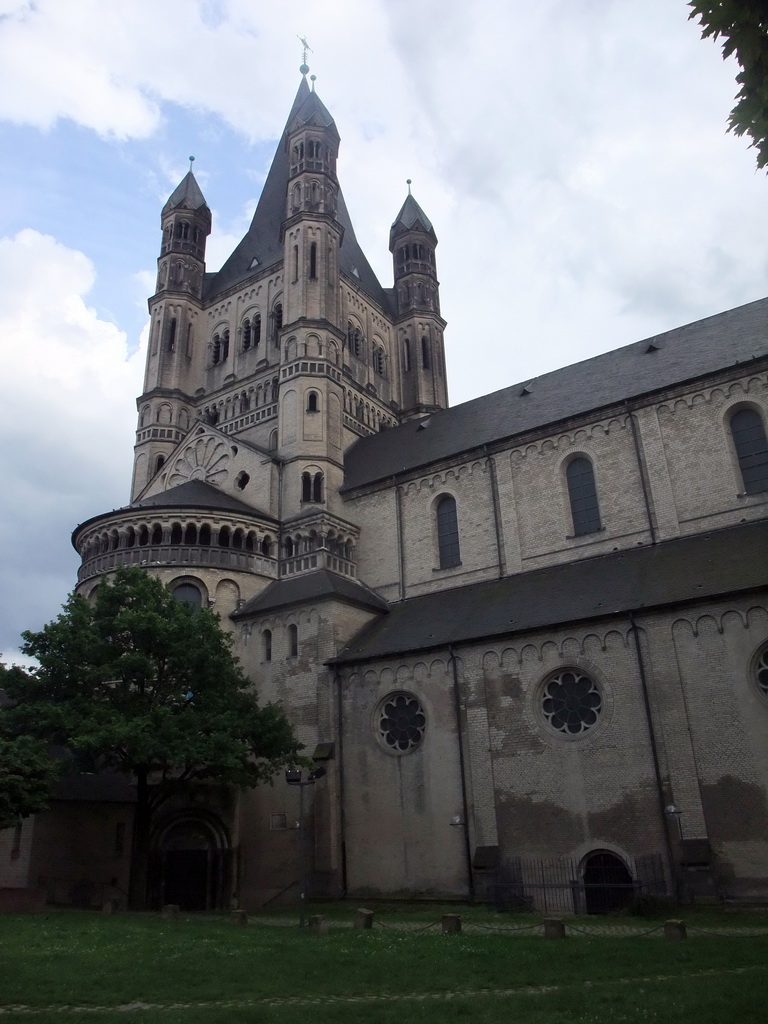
128 769 151 911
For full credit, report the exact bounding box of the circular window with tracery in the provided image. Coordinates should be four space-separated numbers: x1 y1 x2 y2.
377 691 426 753
541 669 602 736
754 643 768 702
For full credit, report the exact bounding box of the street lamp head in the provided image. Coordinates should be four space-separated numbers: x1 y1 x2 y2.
285 768 302 785
664 804 681 817
308 766 326 782
450 815 465 828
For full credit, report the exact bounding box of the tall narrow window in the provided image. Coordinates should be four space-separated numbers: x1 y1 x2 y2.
313 472 323 503
273 303 283 344
263 629 272 662
403 338 411 372
253 313 261 346
421 336 430 369
436 495 460 568
731 408 768 494
293 245 299 282
309 242 317 279
302 472 312 502
242 319 252 350
288 624 298 658
167 318 177 352
222 330 230 361
307 391 318 413
566 457 601 536
212 335 221 364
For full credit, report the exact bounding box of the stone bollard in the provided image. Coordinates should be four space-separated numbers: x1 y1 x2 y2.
543 918 566 939
161 904 180 920
230 909 249 926
442 914 462 934
664 919 687 941
355 908 374 929
308 915 329 933
102 899 120 915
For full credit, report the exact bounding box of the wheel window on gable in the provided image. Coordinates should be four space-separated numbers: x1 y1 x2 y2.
436 494 461 569
730 407 768 495
566 456 602 536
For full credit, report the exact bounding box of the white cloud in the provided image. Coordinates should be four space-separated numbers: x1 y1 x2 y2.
0 230 144 653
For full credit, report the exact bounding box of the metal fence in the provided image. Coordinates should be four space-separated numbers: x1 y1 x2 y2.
492 853 668 915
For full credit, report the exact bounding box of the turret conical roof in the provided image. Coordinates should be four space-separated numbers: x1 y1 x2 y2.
162 170 209 215
389 192 437 248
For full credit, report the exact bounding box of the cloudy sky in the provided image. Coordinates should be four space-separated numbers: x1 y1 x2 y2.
1 0 766 662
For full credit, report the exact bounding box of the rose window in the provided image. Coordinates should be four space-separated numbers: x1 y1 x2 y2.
542 670 602 735
377 692 426 752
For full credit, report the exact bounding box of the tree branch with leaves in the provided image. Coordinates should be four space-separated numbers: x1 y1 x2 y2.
689 1 768 169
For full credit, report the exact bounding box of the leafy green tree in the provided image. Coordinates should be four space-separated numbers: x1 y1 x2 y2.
689 2 768 169
5 568 299 909
0 673 61 828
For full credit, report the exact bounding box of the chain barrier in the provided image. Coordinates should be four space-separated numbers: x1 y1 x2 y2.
687 925 768 937
373 918 441 933
566 922 665 938
466 920 542 934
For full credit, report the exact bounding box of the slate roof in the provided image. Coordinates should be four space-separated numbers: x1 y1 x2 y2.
162 170 208 214
233 568 390 618
390 192 437 246
331 520 768 664
134 480 271 518
205 77 391 313
343 296 768 491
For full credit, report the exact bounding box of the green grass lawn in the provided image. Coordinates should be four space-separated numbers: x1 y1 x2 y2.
0 909 765 1023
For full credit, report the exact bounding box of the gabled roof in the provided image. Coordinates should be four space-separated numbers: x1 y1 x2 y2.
205 77 391 312
233 569 389 618
390 192 437 247
343 295 768 491
133 480 272 518
331 520 768 664
162 170 208 214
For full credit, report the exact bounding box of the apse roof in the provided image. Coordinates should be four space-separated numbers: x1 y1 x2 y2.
204 77 391 313
233 569 389 618
331 520 768 664
343 295 768 491
133 480 270 517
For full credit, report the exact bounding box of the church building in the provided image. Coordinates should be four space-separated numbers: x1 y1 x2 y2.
4 67 768 912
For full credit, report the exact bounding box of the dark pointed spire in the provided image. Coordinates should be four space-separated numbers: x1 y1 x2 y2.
389 191 437 248
162 168 208 215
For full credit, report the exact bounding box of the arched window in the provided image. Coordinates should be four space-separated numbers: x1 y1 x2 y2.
309 242 317 279
374 347 386 376
269 429 278 451
253 313 261 346
173 584 203 610
263 629 272 662
272 303 283 344
170 523 183 545
212 335 221 365
302 471 312 502
221 330 230 361
313 472 323 503
184 523 197 545
436 495 460 568
261 536 272 556
242 319 252 350
730 408 768 494
167 318 177 352
155 455 165 474
151 524 163 545
219 526 230 548
566 457 602 536
307 391 319 413
421 336 430 369
284 537 294 558
288 624 298 658
403 338 411 372
199 524 211 545
293 244 299 282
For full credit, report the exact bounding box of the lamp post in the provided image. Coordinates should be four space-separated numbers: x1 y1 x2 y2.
285 767 325 928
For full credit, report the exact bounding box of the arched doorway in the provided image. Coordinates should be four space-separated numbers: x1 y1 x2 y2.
583 851 634 914
152 814 231 911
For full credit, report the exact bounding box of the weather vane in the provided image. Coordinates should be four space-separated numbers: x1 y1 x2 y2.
298 35 313 74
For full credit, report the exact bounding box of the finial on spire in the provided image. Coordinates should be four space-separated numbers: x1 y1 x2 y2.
189 155 195 172
298 34 312 75
310 73 316 92
406 178 412 195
